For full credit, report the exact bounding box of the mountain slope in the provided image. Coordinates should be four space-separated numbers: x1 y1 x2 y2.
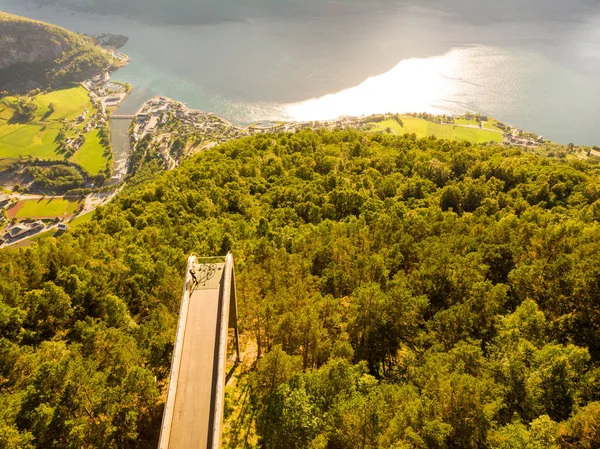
0 12 111 92
1 131 600 447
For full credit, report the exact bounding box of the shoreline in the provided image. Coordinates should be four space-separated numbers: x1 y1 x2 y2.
128 95 579 175
134 96 548 146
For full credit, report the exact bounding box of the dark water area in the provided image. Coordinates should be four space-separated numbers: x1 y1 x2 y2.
1 0 599 144
20 0 600 28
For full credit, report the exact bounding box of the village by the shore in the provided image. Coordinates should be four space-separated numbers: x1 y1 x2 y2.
130 95 371 169
131 95 550 171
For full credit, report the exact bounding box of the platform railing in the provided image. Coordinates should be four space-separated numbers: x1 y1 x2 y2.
157 254 196 449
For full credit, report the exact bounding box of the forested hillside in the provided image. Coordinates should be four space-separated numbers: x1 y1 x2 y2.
1 130 600 448
0 12 110 92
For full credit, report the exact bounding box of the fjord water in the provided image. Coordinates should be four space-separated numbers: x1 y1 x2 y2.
1 0 599 145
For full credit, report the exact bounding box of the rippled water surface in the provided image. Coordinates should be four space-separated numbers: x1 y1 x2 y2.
1 0 598 144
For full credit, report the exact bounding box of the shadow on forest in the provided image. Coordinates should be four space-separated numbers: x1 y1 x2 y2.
226 376 257 449
8 111 32 125
226 361 240 385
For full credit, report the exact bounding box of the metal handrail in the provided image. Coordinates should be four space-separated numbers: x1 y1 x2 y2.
194 255 228 261
211 252 234 449
157 254 196 449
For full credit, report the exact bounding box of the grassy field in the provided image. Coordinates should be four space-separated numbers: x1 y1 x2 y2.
8 197 80 220
34 88 93 121
454 117 504 133
454 126 503 144
0 122 60 160
404 116 455 140
373 119 405 135
69 210 94 227
371 116 503 144
0 87 91 160
0 86 112 176
72 129 107 175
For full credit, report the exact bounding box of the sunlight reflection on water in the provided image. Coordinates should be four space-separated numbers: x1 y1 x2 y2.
284 46 539 122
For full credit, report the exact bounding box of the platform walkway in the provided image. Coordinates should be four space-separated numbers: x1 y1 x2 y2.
158 254 239 449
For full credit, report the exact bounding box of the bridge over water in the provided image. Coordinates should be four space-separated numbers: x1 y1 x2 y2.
110 115 136 120
158 254 240 449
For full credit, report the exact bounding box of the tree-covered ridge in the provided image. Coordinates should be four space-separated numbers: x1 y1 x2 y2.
1 130 600 448
0 12 111 92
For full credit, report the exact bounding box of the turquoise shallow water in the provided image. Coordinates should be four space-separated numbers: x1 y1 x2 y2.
1 0 599 145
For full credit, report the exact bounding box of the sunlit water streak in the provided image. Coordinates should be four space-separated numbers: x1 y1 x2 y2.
284 46 533 121
117 46 539 126
284 44 599 147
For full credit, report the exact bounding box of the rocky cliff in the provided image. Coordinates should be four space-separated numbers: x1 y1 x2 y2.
0 12 111 92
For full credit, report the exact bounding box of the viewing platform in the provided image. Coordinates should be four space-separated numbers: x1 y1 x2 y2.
158 254 240 449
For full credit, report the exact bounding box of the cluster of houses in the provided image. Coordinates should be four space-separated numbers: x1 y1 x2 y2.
84 112 106 133
83 73 128 114
503 131 545 147
3 220 45 240
84 74 128 98
0 220 71 247
83 73 109 97
252 116 364 134
0 194 74 247
63 133 86 153
131 98 250 167
311 116 365 132
133 97 250 143
76 108 88 123
132 97 166 141
132 98 237 168
50 73 128 157
58 104 107 154
136 98 369 143
494 120 545 147
1 220 45 246
131 98 555 174
131 97 374 171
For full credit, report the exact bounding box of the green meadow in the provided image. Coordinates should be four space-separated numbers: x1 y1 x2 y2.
0 87 111 176
72 129 108 176
371 115 503 144
454 117 505 132
12 197 80 219
68 210 95 227
454 126 503 144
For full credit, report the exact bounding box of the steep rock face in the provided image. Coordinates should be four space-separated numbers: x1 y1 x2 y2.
0 12 110 92
0 22 67 70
